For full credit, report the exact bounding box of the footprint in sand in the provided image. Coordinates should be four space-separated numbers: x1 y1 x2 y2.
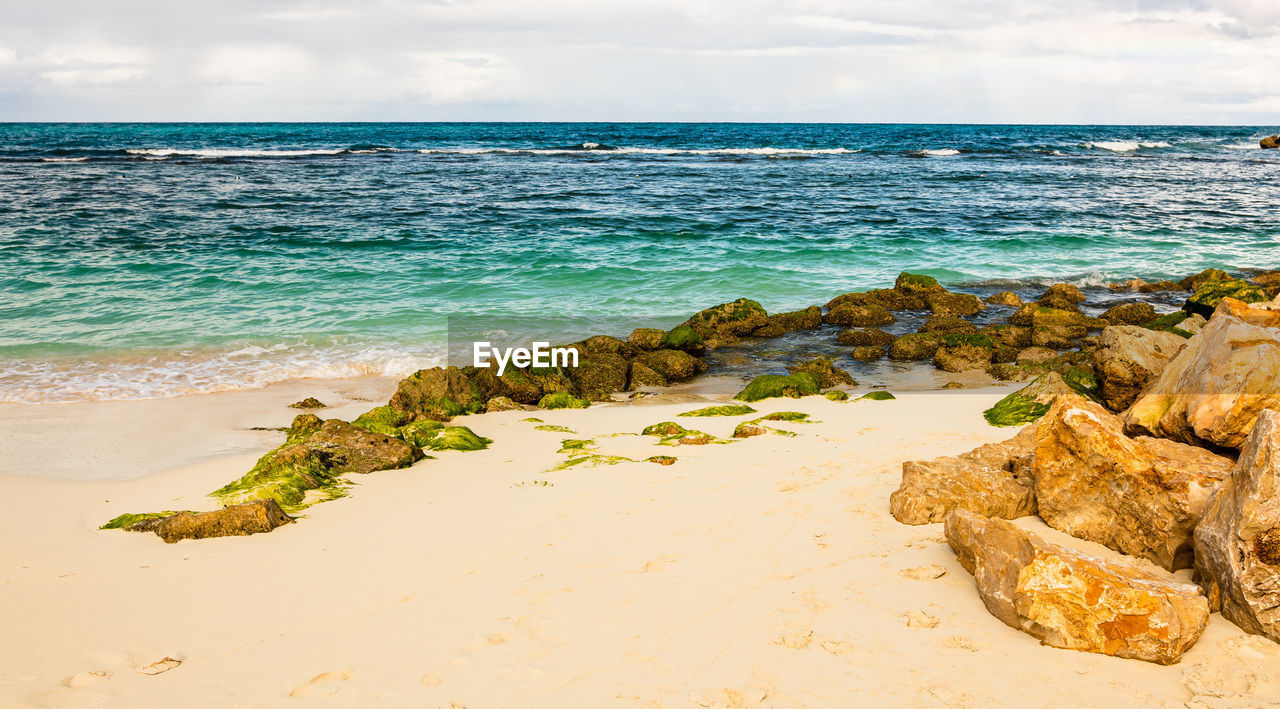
638 555 678 573
460 633 509 654
942 636 982 652
771 623 814 649
820 639 855 656
67 670 109 688
420 674 443 687
902 610 940 629
900 564 947 580
136 657 182 676
289 669 355 698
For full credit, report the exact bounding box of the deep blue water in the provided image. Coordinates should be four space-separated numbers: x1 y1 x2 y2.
1 123 1278 402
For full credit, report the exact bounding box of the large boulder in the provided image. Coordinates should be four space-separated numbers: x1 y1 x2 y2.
919 314 978 335
1101 302 1157 326
390 366 484 420
1180 268 1231 292
824 302 895 327
981 324 1032 349
787 357 855 388
836 327 895 348
1126 313 1280 449
1185 278 1269 318
627 327 666 351
985 291 1023 307
925 290 984 317
888 333 940 361
304 420 423 475
680 299 768 348
1036 283 1086 311
945 510 1210 665
1093 326 1188 411
983 371 1080 427
137 500 294 544
1031 397 1234 571
633 349 707 383
1261 135 1279 149
564 350 631 401
1213 295 1280 328
890 425 1037 524
1194 410 1280 640
933 334 996 372
756 306 822 337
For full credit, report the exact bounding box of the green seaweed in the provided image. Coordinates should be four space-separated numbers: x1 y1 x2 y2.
660 324 705 349
896 272 940 291
1186 278 1268 317
534 424 576 433
935 333 995 349
100 511 189 530
522 417 545 423
1146 311 1194 339
351 405 407 436
558 438 596 453
553 454 636 470
757 411 814 423
732 372 821 403
1061 366 1099 399
422 426 492 452
211 443 347 513
824 390 850 401
642 421 688 437
397 418 446 447
538 392 591 410
857 391 897 401
983 393 1051 427
677 404 757 417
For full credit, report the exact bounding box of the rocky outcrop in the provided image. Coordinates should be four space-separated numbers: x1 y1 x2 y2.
823 302 895 327
1030 397 1234 571
945 510 1210 665
134 500 294 544
680 298 768 349
926 290 984 317
626 327 666 351
633 349 707 383
985 291 1023 307
1185 278 1269 318
1093 326 1188 411
890 425 1037 524
390 366 484 420
836 327 895 348
1180 268 1231 292
983 372 1080 427
1101 302 1157 326
1261 135 1279 149
919 314 978 335
850 346 884 361
733 372 820 402
888 333 941 361
1213 295 1280 328
933 335 995 372
757 306 822 336
788 357 855 388
1194 410 1280 640
565 351 631 401
302 420 423 475
289 397 326 409
1126 313 1280 449
1036 284 1086 311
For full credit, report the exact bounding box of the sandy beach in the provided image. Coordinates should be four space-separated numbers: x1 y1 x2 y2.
2 379 1276 708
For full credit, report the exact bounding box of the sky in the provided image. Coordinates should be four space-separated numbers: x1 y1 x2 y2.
0 0 1278 123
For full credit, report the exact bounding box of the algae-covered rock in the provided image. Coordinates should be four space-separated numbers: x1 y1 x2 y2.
919 314 978 335
680 298 768 348
485 396 521 412
627 327 667 351
678 404 757 417
212 443 343 512
646 455 677 465
634 349 707 383
1035 283 1086 311
895 271 941 292
659 324 706 354
836 327 895 348
390 366 484 421
983 372 1077 427
580 334 637 358
288 413 324 440
824 302 896 327
1146 311 1193 338
1180 268 1231 292
888 333 940 361
538 392 591 410
858 391 896 401
1185 278 1268 318
1102 302 1157 326
788 356 856 388
642 421 687 437
101 511 193 531
422 426 492 451
733 372 821 402
932 333 996 373
926 290 984 317
141 500 294 544
565 351 630 401
641 421 720 446
351 405 407 436
762 306 822 334
824 390 850 401
289 397 326 409
397 419 446 447
850 346 884 361
304 420 423 475
982 324 1033 349
732 422 769 438
627 360 667 389
985 291 1023 307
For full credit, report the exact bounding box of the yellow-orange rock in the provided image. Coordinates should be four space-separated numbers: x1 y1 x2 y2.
1094 325 1187 411
1031 397 1234 571
890 425 1037 525
945 510 1210 665
1194 409 1280 641
1125 313 1280 449
1213 295 1280 328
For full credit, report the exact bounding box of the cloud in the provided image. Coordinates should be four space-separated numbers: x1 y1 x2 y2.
199 45 313 85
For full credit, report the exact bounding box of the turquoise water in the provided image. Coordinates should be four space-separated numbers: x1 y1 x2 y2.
1 123 1278 402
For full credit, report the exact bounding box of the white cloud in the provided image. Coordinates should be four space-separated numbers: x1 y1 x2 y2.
199 45 313 85
403 51 511 104
0 48 15 65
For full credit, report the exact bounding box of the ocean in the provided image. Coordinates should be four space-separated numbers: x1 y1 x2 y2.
1 122 1278 403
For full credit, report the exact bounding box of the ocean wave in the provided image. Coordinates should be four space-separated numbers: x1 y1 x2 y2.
0 343 442 404
958 271 1123 290
416 146 860 156
125 148 351 158
1082 141 1172 152
916 148 960 157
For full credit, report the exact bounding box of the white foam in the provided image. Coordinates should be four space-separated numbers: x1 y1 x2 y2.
126 148 347 158
416 147 860 156
1224 142 1261 150
39 157 89 163
1083 141 1171 152
919 148 960 156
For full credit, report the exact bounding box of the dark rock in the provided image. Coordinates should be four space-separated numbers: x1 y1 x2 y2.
288 397 326 409
788 357 856 388
888 333 941 361
627 327 667 351
304 420 423 475
823 302 896 327
680 299 768 349
142 500 294 544
633 349 707 383
1184 278 1269 318
837 327 895 348
926 290 984 317
1101 302 1157 326
981 324 1032 349
565 350 631 401
390 366 484 420
1035 284 1086 311
1261 135 1279 149
919 314 978 335
659 324 707 354
761 306 822 334
985 291 1024 307
1179 268 1231 292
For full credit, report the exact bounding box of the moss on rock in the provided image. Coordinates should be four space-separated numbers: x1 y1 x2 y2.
212 443 345 513
733 372 821 402
538 392 591 410
858 391 897 401
825 390 850 401
101 511 191 530
422 425 492 452
678 404 757 417
1185 278 1268 318
351 405 407 436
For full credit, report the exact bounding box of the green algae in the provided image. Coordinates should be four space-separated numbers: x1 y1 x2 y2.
396 418 446 447
640 420 724 446
538 392 591 410
756 411 814 423
733 372 821 403
857 391 897 401
352 405 408 436
935 333 995 349
553 454 636 470
677 404 757 417
896 272 940 291
211 443 347 513
100 511 190 530
983 394 1051 427
534 424 576 433
642 421 688 437
824 390 850 401
660 324 705 350
421 425 492 452
558 438 596 453
522 417 544 423
1186 278 1268 317
1146 311 1194 339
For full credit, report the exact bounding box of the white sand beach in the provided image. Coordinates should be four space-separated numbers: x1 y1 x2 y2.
1 380 1275 708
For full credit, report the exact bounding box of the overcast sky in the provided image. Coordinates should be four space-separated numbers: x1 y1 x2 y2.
1 0 1278 123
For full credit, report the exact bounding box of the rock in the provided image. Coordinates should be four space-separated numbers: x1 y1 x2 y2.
1102 302 1157 326
788 357 856 388
1185 278 1269 318
1030 396 1234 571
1015 307 1095 349
1036 284 1086 311
565 351 630 401
1110 279 1148 292
289 397 326 409
538 392 590 409
140 500 294 544
733 372 820 402
211 443 341 511
1093 326 1188 412
1213 295 1280 328
1140 280 1184 293
982 324 1032 349
850 346 884 361
761 306 822 334
933 335 995 373
288 413 323 440
888 333 940 361
1016 346 1056 365
627 327 667 351
485 396 521 412
659 324 706 354
919 314 978 335
836 327 895 347
732 423 769 438
390 366 484 421
983 372 1080 427
627 360 666 389
944 510 1210 665
1194 410 1280 640
680 299 768 349
890 426 1038 524
579 335 637 358
303 420 423 475
1126 313 1280 449
1261 135 1279 149
985 291 1023 307
926 290 984 317
1180 268 1231 292
895 271 942 293
824 302 896 327
1252 271 1280 296
633 349 707 383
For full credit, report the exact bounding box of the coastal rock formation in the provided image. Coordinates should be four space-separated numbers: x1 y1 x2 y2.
1101 302 1157 326
391 366 484 420
985 291 1023 307
1194 410 1280 640
944 510 1210 665
1253 271 1280 297
787 357 855 388
1126 313 1280 449
755 306 822 337
933 335 995 372
733 372 820 402
926 290 984 317
133 500 294 544
1213 295 1280 328
982 324 1032 349
823 302 895 327
626 327 666 351
633 349 707 383
850 346 884 361
1185 278 1269 318
659 325 706 354
983 372 1080 427
1180 268 1231 292
1261 135 1279 149
485 396 521 412
890 425 1038 524
680 298 768 349
1036 284 1086 311
565 351 631 401
919 314 978 335
303 420 423 475
888 333 941 361
1094 326 1188 411
836 327 895 347
1015 346 1056 365
1031 396 1234 571
288 413 323 440
289 397 326 409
